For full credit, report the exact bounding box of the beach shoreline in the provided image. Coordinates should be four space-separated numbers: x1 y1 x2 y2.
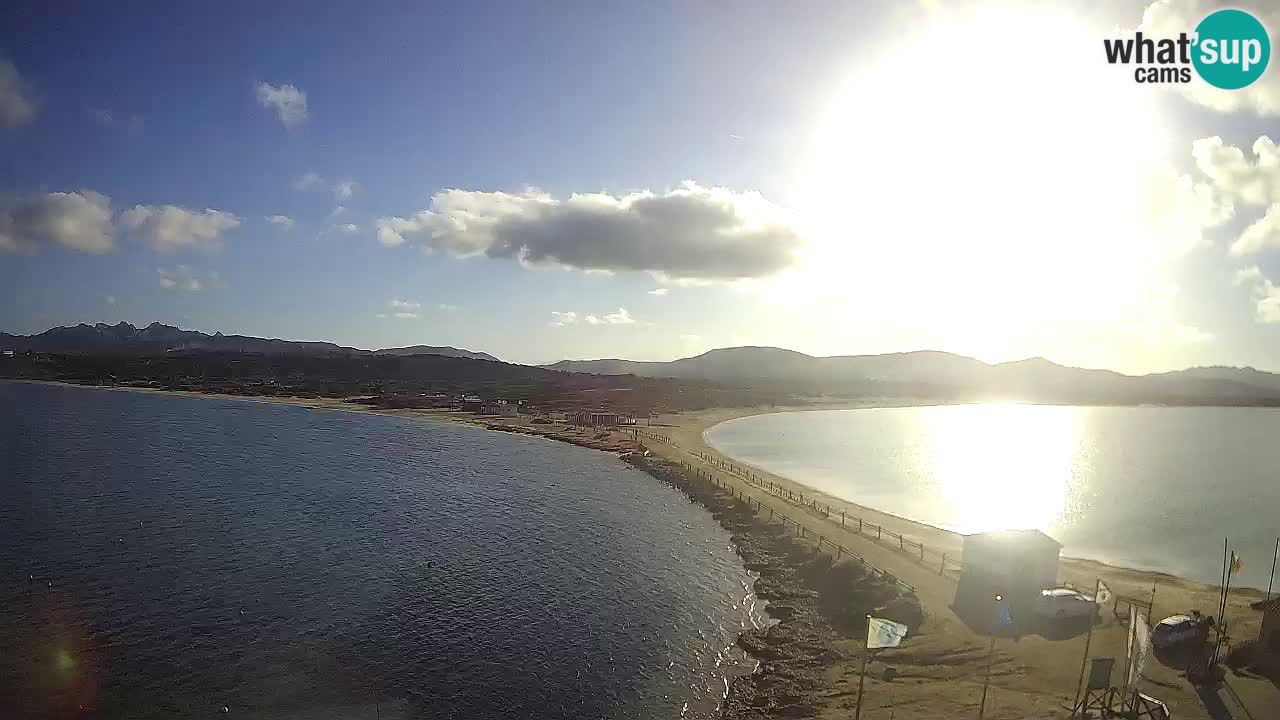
10 379 1277 717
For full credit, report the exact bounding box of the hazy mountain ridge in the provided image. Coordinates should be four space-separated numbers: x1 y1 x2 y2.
546 347 1280 404
0 322 500 362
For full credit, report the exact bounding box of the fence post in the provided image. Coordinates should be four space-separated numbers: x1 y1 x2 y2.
899 535 904 551
859 518 863 533
836 545 843 560
920 544 925 561
877 526 882 540
841 511 845 525
940 554 946 575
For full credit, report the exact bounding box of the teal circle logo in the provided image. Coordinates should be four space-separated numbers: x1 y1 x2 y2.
1192 9 1270 90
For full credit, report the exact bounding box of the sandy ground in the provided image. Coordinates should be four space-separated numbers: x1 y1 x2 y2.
643 403 1280 720
14 382 1280 718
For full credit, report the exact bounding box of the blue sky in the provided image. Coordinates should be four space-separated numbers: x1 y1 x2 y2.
3 0 1280 371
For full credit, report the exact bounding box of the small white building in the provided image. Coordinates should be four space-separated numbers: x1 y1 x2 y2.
961 529 1062 595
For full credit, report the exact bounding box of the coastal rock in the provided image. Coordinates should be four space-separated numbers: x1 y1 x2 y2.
621 452 923 720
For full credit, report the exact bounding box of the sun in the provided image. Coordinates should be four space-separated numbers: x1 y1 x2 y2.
778 2 1191 368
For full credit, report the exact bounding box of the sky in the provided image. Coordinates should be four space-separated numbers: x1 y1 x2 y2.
2 0 1280 372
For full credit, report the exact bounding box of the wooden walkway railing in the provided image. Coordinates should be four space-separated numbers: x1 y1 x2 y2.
631 429 964 581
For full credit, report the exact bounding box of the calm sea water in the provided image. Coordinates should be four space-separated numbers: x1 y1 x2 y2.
706 404 1280 590
1 382 761 719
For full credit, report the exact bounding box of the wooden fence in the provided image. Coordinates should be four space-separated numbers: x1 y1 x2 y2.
666 457 917 594
630 429 964 580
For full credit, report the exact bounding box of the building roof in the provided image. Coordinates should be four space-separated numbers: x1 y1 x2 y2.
1251 597 1280 613
963 529 1063 550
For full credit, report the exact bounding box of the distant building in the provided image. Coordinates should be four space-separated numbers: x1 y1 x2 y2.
569 410 635 427
1251 597 1280 663
460 395 484 413
482 400 519 417
1 350 14 357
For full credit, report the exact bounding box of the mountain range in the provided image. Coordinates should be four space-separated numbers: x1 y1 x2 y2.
546 347 1280 404
6 323 1280 405
0 322 499 362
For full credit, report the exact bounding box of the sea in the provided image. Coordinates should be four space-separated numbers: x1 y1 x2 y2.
705 404 1280 591
1 381 763 719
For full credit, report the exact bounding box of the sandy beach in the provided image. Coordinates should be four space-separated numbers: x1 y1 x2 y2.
13 380 1279 718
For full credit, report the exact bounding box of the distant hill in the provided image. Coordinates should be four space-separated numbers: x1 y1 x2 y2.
0 322 500 362
546 347 1280 405
374 345 500 362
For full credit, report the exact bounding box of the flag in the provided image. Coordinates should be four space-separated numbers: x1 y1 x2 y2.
1095 580 1113 606
867 617 909 649
1127 612 1152 686
1230 551 1242 576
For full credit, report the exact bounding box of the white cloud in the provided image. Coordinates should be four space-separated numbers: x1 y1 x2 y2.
549 311 578 327
122 205 241 253
647 288 668 296
438 303 459 311
1231 203 1280 256
374 313 388 319
1235 265 1280 323
375 181 804 281
338 223 358 234
603 307 634 324
392 312 419 319
291 172 324 191
334 181 359 200
255 82 308 128
389 299 421 311
0 60 37 129
157 265 221 292
1141 0 1280 117
1192 136 1279 207
0 190 114 254
1190 136 1280 255
552 307 635 327
105 295 117 305
267 214 296 231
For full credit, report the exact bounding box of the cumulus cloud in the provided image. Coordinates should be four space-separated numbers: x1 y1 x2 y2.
267 214 296 231
255 82 308 128
334 181 359 200
1235 265 1280 323
122 205 241 253
648 288 669 296
549 311 578 327
389 299 421 311
1190 136 1280 255
1232 203 1280 256
338 223 358 234
291 172 324 191
0 60 37 129
0 190 114 254
157 266 221 292
1141 0 1280 116
552 307 635 326
376 181 804 281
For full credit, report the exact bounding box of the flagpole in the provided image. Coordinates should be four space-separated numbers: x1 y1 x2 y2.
1072 579 1100 713
1266 537 1278 602
855 614 870 720
979 595 1000 720
1218 538 1229 624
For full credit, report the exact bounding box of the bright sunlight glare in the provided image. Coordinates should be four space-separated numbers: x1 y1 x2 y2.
924 403 1080 534
774 3 1206 371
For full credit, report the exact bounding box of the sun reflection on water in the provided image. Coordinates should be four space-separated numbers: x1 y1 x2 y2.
923 403 1080 534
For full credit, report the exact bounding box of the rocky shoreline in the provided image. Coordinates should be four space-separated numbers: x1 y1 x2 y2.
622 452 922 719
